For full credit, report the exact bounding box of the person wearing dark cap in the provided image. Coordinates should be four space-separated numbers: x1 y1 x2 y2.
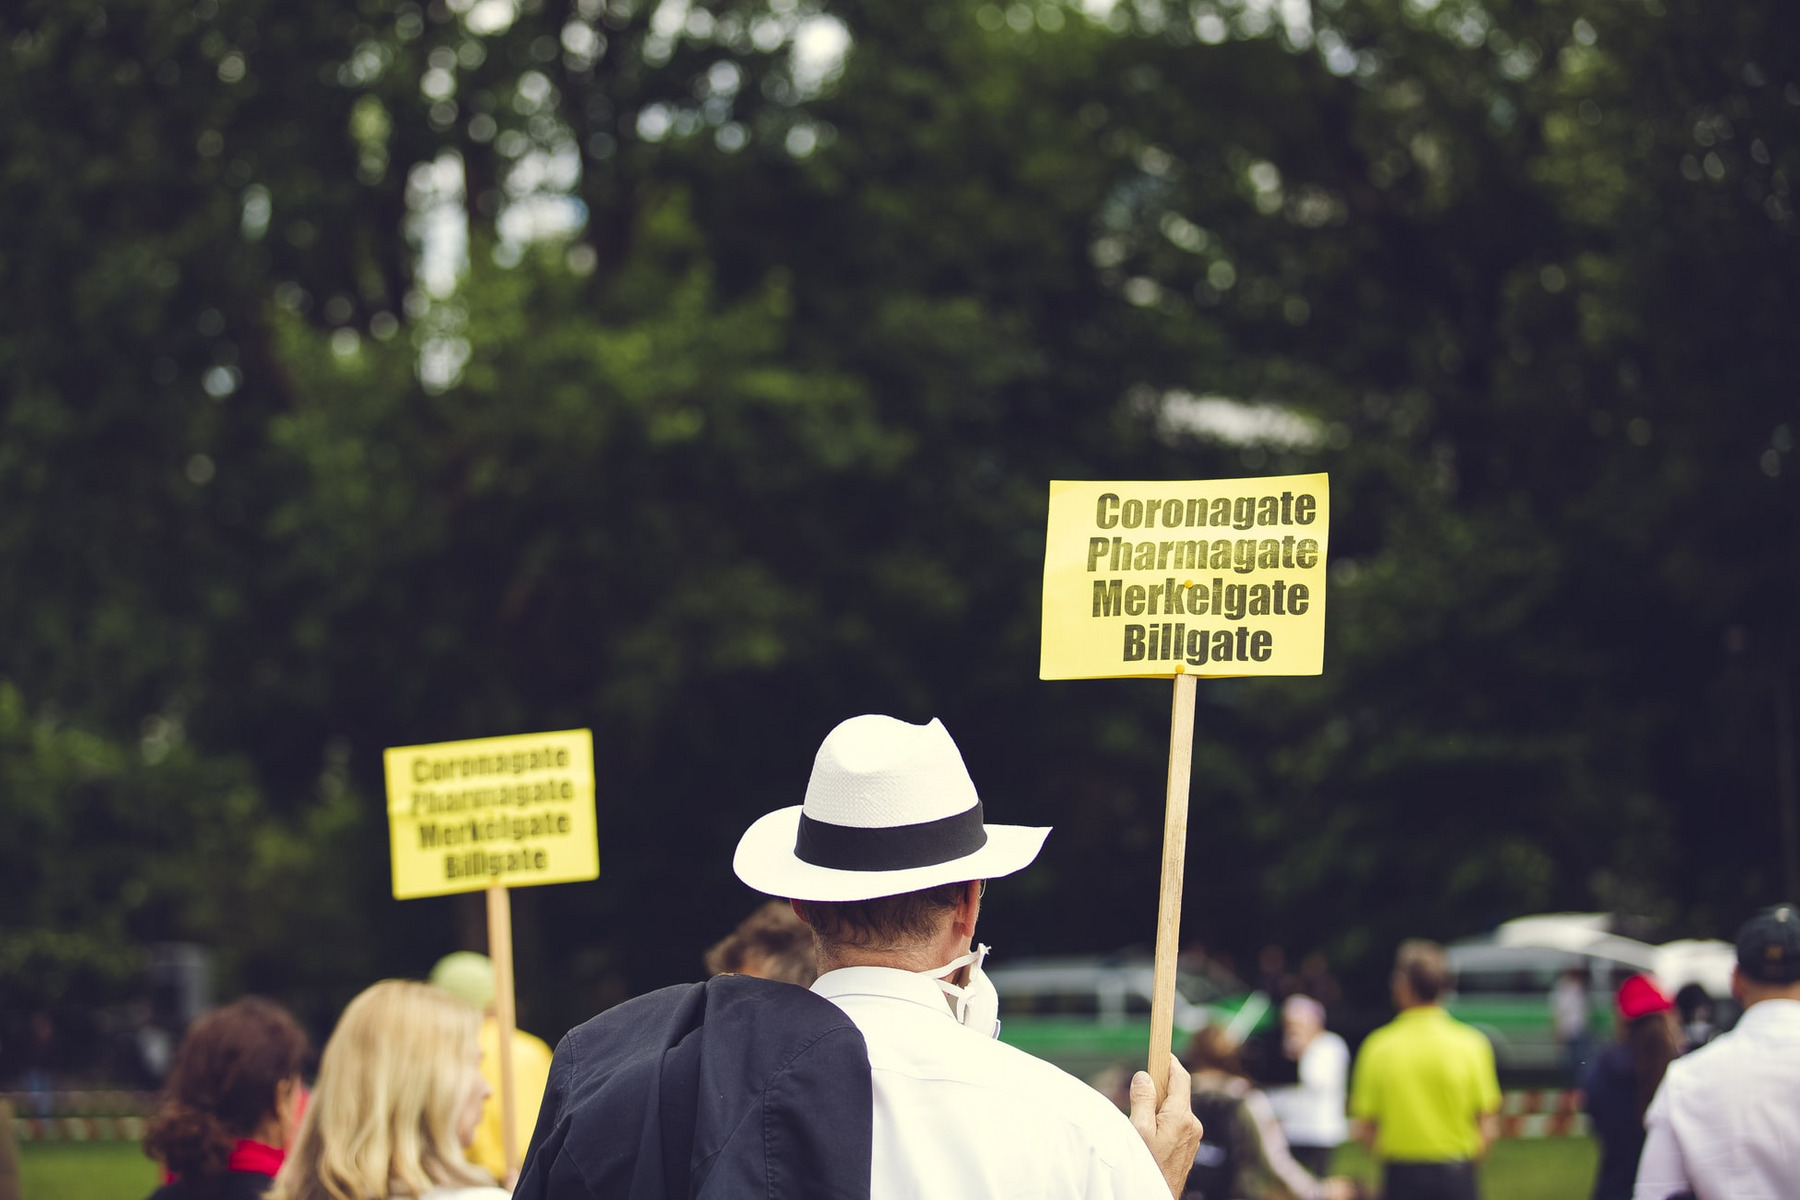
1581 974 1683 1200
732 714 1204 1199
1633 903 1800 1200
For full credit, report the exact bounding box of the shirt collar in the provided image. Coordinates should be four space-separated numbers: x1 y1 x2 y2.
812 965 956 1020
226 1139 285 1177
1738 996 1800 1029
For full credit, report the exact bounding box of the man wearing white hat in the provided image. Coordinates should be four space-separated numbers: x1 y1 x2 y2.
735 713 1203 1200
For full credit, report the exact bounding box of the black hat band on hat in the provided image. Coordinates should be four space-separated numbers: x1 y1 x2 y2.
795 803 989 872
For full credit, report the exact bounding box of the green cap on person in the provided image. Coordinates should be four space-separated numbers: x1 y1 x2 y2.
429 951 496 1011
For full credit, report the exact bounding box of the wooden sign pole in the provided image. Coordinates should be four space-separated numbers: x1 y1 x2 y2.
486 882 520 1179
1147 672 1198 1103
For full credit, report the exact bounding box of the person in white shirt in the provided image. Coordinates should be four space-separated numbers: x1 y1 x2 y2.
1266 994 1349 1177
733 713 1204 1200
1633 902 1800 1200
1551 965 1593 1087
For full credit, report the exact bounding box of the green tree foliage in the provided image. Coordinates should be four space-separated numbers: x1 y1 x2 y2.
1 0 1796 1047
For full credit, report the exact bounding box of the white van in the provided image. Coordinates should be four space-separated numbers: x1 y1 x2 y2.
1446 913 1735 1074
984 956 1266 1077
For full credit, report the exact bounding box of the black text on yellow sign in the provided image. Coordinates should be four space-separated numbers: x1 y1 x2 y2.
383 729 599 900
1039 475 1329 680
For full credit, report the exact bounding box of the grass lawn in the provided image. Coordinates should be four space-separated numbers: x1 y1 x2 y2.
18 1140 161 1200
1334 1138 1599 1200
16 1134 1598 1200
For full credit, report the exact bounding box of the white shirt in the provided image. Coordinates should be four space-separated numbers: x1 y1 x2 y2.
1266 1030 1349 1149
1551 976 1589 1041
812 966 1171 1200
1634 997 1800 1200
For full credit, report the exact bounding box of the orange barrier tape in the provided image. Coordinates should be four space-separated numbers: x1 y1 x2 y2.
1496 1089 1590 1138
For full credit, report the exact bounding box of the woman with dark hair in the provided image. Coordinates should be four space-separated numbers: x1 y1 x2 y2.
1582 974 1685 1200
143 997 311 1200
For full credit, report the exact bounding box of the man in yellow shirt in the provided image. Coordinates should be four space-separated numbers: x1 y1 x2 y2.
1349 940 1501 1200
430 951 555 1188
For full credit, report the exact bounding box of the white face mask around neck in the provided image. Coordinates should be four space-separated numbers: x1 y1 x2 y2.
918 943 1001 1039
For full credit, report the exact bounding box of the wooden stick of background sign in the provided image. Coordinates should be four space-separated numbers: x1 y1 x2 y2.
486 882 521 1179
1147 672 1198 1105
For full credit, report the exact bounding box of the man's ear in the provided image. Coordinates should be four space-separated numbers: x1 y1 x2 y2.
951 880 982 940
789 898 812 929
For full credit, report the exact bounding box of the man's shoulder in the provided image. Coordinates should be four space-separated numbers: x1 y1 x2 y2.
1661 1021 1767 1091
967 1037 1162 1167
552 975 867 1104
523 976 873 1199
564 976 857 1048
1357 1009 1487 1054
912 1023 1135 1128
1357 1016 1404 1056
1442 1012 1494 1050
1406 1007 1490 1050
983 1032 1120 1097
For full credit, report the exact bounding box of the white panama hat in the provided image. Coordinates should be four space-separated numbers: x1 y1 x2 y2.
733 715 1051 902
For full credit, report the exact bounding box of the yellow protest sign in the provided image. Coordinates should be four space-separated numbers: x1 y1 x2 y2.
383 729 599 900
1039 474 1329 680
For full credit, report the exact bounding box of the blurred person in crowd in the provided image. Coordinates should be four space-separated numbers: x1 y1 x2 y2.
25 1012 55 1117
1553 965 1593 1088
1296 954 1342 1013
1267 995 1349 1177
1349 940 1500 1200
1257 945 1293 1001
517 715 1202 1200
1183 1025 1355 1200
143 997 311 1200
1179 942 1213 977
429 951 553 1188
267 979 506 1200
1180 943 1253 1001
1634 903 1800 1200
1582 974 1683 1200
1088 1063 1138 1115
703 898 818 985
1671 983 1718 1050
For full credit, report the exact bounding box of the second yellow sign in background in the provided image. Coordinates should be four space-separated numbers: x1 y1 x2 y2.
384 729 599 900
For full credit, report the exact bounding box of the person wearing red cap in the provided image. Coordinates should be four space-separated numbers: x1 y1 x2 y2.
1633 903 1800 1200
1580 974 1681 1200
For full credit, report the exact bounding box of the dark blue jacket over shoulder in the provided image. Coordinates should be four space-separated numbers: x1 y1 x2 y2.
512 974 872 1200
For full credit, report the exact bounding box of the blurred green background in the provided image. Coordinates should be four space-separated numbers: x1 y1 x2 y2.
2 0 1796 1077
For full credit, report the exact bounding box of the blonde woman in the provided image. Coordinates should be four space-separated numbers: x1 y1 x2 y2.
267 980 507 1200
